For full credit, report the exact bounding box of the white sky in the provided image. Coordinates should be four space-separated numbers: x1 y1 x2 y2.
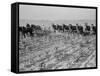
19 5 96 21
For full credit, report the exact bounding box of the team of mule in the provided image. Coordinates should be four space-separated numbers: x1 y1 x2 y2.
19 23 96 37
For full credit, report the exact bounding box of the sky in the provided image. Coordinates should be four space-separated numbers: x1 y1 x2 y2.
19 5 96 21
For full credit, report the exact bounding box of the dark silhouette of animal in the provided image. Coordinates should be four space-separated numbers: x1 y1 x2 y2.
63 24 69 32
76 24 84 35
57 24 64 32
85 23 91 32
19 23 43 37
83 23 91 36
69 24 77 34
91 24 96 35
52 24 58 32
19 26 27 37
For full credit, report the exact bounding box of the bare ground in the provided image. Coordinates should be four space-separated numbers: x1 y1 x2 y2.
19 33 96 71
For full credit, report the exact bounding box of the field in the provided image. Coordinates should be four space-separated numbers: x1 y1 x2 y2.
19 32 96 71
